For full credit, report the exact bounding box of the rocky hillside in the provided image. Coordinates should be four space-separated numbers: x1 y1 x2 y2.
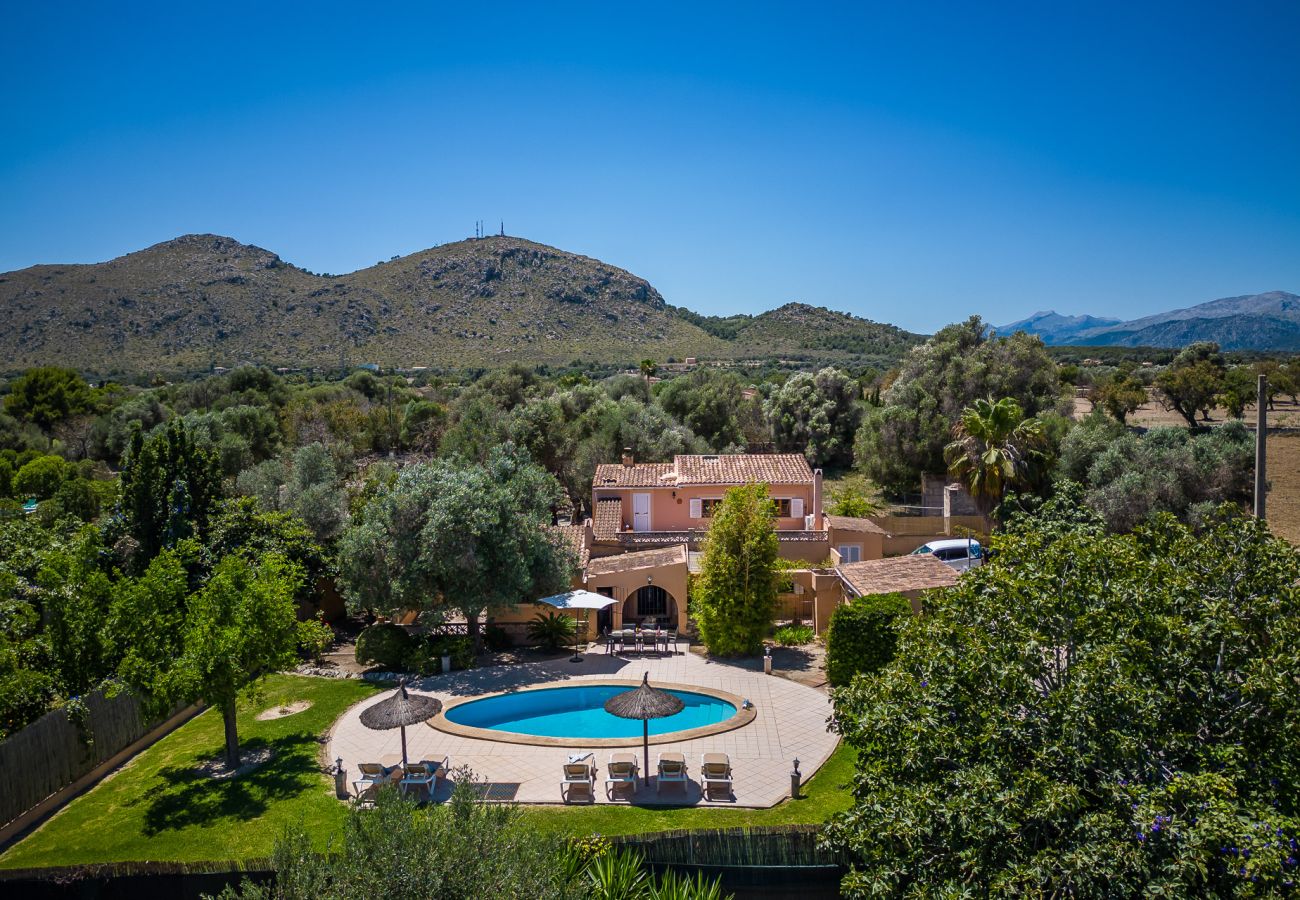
0 235 921 375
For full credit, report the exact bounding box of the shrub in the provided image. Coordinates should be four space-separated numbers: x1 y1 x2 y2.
13 455 68 499
483 624 513 652
401 643 439 676
0 668 58 738
774 624 814 646
297 617 334 662
354 623 413 669
825 592 911 686
526 610 575 650
431 635 474 670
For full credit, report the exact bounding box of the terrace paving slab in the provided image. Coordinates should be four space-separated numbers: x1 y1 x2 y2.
326 647 838 809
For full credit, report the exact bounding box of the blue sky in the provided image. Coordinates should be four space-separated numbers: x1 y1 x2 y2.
2 1 1297 333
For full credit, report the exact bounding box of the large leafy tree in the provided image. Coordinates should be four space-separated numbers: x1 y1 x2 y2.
170 554 304 769
765 367 863 468
1156 341 1227 427
825 491 1300 896
338 446 576 650
35 527 114 696
655 369 751 451
1091 369 1148 424
207 498 330 607
693 483 779 656
943 396 1047 518
855 317 1063 493
114 421 222 568
4 366 95 430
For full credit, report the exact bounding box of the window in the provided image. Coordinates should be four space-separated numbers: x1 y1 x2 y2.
700 498 724 518
636 585 668 617
837 544 862 563
772 498 792 518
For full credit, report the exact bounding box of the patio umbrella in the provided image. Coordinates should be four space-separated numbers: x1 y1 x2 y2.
604 672 685 778
359 679 443 766
535 589 618 662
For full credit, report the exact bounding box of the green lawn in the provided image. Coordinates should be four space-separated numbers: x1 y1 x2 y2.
0 674 855 869
0 675 381 870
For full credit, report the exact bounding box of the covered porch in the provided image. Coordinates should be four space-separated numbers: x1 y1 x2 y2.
584 544 690 634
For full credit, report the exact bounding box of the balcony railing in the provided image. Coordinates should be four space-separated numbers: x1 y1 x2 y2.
618 529 828 548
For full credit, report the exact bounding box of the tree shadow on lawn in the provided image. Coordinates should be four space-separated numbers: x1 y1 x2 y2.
133 733 322 836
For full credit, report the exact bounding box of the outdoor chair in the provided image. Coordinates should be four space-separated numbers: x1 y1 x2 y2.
561 754 597 803
700 752 734 800
399 761 437 800
656 752 688 794
352 761 399 802
606 630 623 655
605 752 640 799
664 629 678 654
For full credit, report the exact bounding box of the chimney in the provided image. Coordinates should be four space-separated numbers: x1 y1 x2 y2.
621 447 634 467
813 468 823 526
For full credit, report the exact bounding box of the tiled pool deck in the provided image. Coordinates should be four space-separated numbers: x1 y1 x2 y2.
326 647 838 808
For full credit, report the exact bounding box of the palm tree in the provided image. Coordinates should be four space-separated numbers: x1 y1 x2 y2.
639 358 658 382
944 397 1046 520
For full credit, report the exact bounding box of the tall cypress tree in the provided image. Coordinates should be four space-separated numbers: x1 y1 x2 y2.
114 422 222 568
693 482 780 656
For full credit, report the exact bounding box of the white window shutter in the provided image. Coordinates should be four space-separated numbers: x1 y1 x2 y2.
689 498 703 519
791 498 804 519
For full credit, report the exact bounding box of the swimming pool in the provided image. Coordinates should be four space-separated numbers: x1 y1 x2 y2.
442 683 738 741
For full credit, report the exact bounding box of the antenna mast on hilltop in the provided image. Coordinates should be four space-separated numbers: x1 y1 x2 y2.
500 220 504 236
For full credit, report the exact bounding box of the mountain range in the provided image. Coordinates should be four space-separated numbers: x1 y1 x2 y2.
997 291 1300 351
0 235 921 375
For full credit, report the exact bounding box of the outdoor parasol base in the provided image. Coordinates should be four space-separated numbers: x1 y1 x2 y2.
569 653 584 663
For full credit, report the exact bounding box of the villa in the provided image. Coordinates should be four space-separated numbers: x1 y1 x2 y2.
494 450 972 640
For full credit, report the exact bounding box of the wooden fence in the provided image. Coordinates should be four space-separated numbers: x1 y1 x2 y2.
0 687 156 828
613 824 845 868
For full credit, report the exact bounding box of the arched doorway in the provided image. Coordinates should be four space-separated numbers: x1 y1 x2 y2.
623 585 678 627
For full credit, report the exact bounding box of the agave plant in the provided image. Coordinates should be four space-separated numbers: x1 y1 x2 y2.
527 609 576 651
648 867 730 900
584 849 650 899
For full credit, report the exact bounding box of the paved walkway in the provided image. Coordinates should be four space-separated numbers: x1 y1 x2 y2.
326 647 838 808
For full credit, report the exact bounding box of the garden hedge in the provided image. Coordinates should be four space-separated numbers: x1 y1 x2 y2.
825 592 911 686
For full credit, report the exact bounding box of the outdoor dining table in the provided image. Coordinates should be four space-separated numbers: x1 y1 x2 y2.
610 628 667 654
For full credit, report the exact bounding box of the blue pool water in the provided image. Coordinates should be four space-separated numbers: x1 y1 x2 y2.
445 684 736 739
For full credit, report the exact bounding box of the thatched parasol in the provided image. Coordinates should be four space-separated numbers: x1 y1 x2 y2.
359 679 443 766
604 672 685 777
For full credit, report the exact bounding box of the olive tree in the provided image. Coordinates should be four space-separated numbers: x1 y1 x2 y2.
339 446 576 651
855 318 1063 494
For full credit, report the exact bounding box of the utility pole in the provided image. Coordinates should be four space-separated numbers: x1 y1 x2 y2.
1255 374 1267 519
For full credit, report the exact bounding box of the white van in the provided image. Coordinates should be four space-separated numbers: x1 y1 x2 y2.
910 538 983 572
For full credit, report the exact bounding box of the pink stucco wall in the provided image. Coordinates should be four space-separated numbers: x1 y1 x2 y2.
593 484 815 532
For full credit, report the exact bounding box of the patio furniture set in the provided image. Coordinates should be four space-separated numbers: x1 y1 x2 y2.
352 755 449 804
560 751 734 803
604 625 678 655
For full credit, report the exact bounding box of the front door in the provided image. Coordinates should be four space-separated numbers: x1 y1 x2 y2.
632 493 651 532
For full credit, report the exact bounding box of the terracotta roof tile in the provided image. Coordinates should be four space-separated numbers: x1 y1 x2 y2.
671 454 813 486
593 498 623 540
837 554 959 597
551 524 590 569
593 462 675 489
825 514 887 535
586 544 689 577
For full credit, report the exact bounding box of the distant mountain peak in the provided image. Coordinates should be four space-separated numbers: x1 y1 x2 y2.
996 291 1300 351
